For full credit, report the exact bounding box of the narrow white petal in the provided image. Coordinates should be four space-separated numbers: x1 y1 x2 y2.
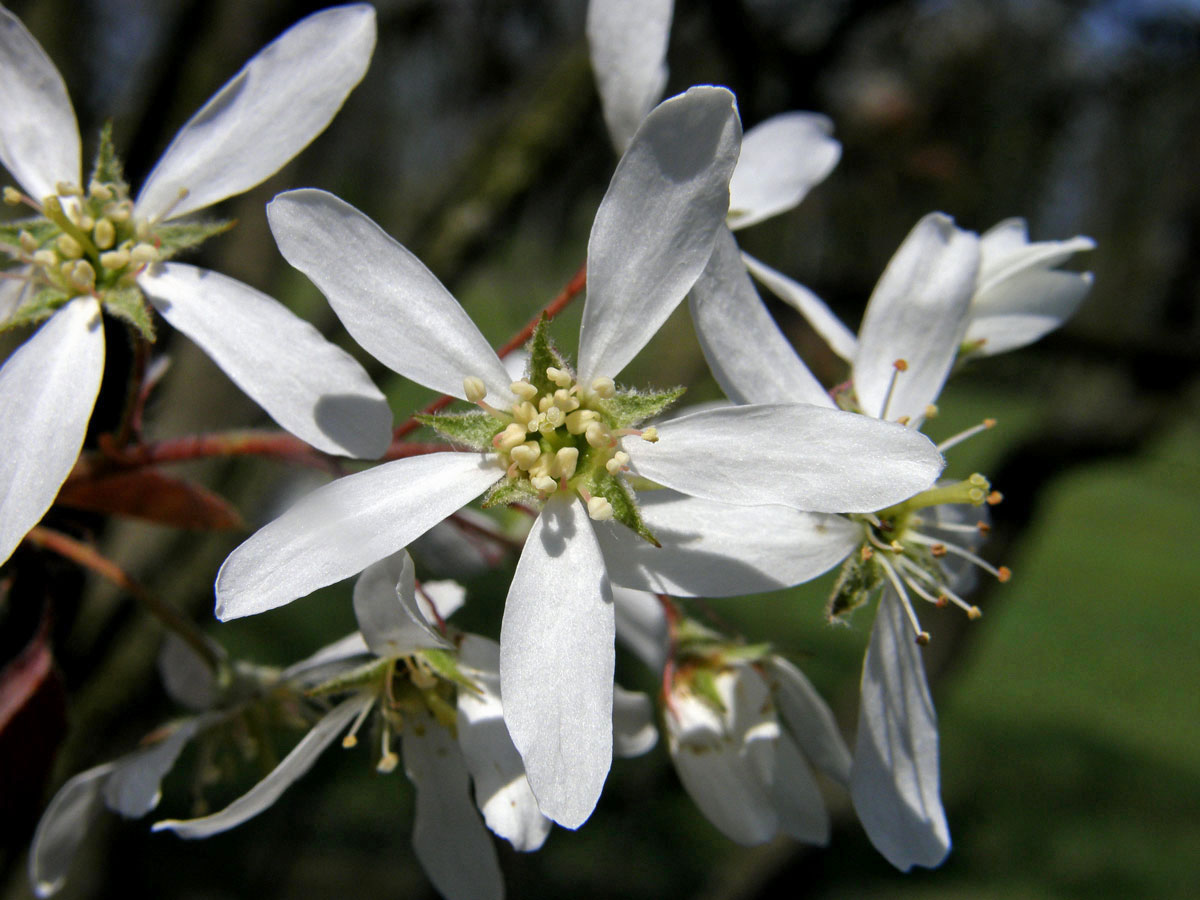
104 718 206 817
612 586 668 672
0 298 103 565
419 580 467 622
215 452 501 620
154 694 373 838
157 633 220 711
456 635 552 852
764 656 852 786
500 495 614 829
586 0 673 153
727 112 841 230
280 632 370 682
135 5 375 221
743 252 858 363
771 733 830 845
689 227 832 407
402 712 504 900
630 403 943 514
977 219 1094 292
850 589 950 871
29 762 116 898
578 86 742 383
267 190 513 405
966 270 1093 356
0 6 80 200
612 684 657 758
142 263 391 458
599 490 859 597
854 213 980 424
353 550 450 656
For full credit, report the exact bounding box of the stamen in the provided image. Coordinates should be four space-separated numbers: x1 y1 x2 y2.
876 554 930 645
376 724 399 774
566 409 599 434
587 496 614 520
893 556 982 618
881 359 907 422
510 380 538 401
640 427 658 443
93 218 116 250
546 366 572 388
936 417 997 453
463 376 487 403
341 698 375 749
908 532 1010 582
987 490 1004 505
3 186 24 206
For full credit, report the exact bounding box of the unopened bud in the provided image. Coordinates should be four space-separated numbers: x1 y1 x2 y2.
93 218 116 250
100 249 130 270
56 233 83 259
130 242 159 265
3 186 23 206
510 380 538 401
463 376 487 403
68 260 95 289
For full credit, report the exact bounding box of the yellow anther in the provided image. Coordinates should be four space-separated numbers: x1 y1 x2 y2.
463 376 487 403
987 491 1004 506
983 417 997 428
552 447 579 479
510 441 541 470
585 422 610 448
553 388 579 412
77 215 95 231
93 218 116 250
543 406 565 429
18 230 37 253
915 631 930 646
89 181 114 202
967 606 983 620
538 395 553 413
996 566 1012 583
566 409 599 434
100 249 130 270
925 404 939 419
531 474 557 494
512 401 537 427
893 359 908 372
32 249 56 267
3 186 23 205
130 242 159 265
68 260 96 290
55 181 82 197
640 426 659 443
376 751 400 774
341 734 359 749
605 450 630 475
590 376 615 398
895 415 911 426
587 496 614 520
106 201 131 222
546 367 572 388
511 380 538 401
56 234 83 259
494 423 527 451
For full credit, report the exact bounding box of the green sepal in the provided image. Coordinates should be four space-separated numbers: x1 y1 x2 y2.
597 385 685 430
89 121 128 194
415 411 502 451
591 473 658 546
155 219 237 258
0 217 57 255
720 642 774 663
419 648 481 696
826 549 882 623
102 284 156 341
0 286 71 333
305 658 388 697
482 476 540 508
526 315 571 396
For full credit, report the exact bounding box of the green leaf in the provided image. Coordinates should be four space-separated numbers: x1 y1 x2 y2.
482 476 540 509
415 411 502 451
591 473 658 546
89 121 128 193
598 385 685 430
526 315 572 396
102 284 156 341
155 219 237 257
826 549 882 624
0 286 70 333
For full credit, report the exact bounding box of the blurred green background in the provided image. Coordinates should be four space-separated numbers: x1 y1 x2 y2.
2 0 1198 898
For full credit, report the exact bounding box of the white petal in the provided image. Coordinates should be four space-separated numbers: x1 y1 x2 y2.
612 684 657 758
28 762 116 898
419 580 467 622
157 633 221 711
0 6 80 200
141 263 391 458
0 298 103 565
154 694 373 838
456 634 552 852
1 270 33 324
612 586 668 672
586 0 673 153
578 86 742 384
966 269 1093 356
854 214 980 424
402 712 504 900
771 732 830 845
215 452 501 620
630 403 943 513
281 631 371 682
727 112 840 230
764 656 852 786
743 252 858 363
689 227 832 407
499 495 614 829
104 718 205 817
353 550 450 656
977 219 1094 292
134 5 375 222
599 490 859 597
850 589 950 870
267 189 513 405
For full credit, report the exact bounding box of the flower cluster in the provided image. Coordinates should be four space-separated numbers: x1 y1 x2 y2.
2 1 1096 898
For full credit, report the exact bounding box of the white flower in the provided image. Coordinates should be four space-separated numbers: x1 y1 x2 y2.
667 659 851 846
216 86 943 829
0 4 391 566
